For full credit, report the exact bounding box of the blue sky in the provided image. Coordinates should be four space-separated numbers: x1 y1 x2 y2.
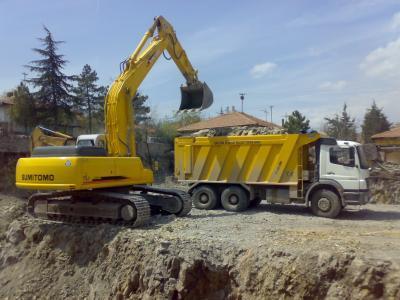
1 0 400 129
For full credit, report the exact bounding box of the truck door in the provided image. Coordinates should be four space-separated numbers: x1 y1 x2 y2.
320 145 360 190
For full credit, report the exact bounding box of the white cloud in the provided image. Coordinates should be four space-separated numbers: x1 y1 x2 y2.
360 37 400 77
319 80 347 91
250 62 277 79
392 12 400 31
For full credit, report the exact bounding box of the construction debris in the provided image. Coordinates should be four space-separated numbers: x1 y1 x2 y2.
190 126 286 137
369 162 400 204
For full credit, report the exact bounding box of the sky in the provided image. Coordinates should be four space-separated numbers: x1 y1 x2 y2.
1 0 400 129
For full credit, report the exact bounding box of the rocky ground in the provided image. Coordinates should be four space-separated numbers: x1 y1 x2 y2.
1 193 400 299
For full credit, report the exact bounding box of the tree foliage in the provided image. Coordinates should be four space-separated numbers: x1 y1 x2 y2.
155 111 201 145
361 101 391 143
25 26 73 129
283 110 310 133
11 82 36 133
324 103 357 140
133 92 151 124
73 64 106 133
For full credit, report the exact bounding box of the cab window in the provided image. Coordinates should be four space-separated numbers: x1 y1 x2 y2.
329 146 355 167
77 139 94 147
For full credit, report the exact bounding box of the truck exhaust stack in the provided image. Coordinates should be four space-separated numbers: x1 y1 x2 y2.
179 82 213 111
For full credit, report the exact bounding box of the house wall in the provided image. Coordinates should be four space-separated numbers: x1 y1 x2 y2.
0 105 11 122
384 151 400 164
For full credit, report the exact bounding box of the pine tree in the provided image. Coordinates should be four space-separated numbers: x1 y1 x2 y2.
25 26 72 129
11 82 36 133
324 103 357 140
283 110 310 133
73 64 106 133
361 101 391 143
133 92 150 124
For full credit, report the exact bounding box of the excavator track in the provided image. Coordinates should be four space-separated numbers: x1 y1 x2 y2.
131 185 192 217
28 191 151 227
26 186 192 227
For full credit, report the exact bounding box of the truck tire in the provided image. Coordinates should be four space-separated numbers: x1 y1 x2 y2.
192 185 218 210
221 186 249 212
310 189 342 218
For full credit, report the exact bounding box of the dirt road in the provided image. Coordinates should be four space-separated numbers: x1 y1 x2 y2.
1 193 400 299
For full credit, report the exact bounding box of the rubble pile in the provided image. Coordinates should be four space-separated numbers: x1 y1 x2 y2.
190 126 286 137
369 162 400 204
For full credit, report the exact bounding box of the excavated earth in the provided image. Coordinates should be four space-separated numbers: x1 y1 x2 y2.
1 192 400 299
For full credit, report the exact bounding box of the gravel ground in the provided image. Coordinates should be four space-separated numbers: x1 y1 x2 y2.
1 193 400 299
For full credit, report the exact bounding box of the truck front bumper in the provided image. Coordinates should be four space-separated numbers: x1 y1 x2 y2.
343 189 370 205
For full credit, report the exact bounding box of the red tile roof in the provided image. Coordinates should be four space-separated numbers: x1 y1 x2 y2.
178 112 280 132
371 127 400 139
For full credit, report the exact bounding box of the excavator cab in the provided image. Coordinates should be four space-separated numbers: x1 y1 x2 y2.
179 82 213 111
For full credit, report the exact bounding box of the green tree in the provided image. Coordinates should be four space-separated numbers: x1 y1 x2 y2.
133 92 150 124
324 103 357 140
361 101 391 143
283 110 310 133
25 26 73 129
11 82 36 133
73 64 106 133
131 92 151 142
154 111 201 145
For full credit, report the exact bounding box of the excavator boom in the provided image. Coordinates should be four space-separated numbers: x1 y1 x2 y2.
105 16 213 157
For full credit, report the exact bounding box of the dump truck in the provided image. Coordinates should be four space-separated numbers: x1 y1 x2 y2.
175 132 370 218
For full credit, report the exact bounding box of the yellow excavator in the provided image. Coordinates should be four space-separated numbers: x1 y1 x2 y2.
30 126 74 151
15 16 213 226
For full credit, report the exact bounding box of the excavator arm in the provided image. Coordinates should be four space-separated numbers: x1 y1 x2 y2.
105 16 213 157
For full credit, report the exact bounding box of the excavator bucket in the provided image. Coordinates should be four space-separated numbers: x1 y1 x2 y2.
179 82 213 111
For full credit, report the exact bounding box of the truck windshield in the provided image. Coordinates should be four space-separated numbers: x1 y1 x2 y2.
356 146 370 169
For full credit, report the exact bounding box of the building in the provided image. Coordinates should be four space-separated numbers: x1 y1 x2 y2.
0 95 13 136
178 111 280 134
371 127 400 163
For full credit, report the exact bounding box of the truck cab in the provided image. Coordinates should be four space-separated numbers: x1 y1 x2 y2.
304 138 370 217
319 140 369 203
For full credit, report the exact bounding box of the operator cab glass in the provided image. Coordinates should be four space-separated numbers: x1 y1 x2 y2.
329 146 355 167
77 139 95 147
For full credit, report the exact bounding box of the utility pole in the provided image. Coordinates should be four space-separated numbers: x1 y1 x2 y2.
22 72 28 81
269 105 274 123
239 93 246 112
261 109 269 121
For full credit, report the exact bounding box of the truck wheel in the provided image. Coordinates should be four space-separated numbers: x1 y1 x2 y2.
221 186 249 212
310 189 342 218
192 185 218 210
249 197 262 208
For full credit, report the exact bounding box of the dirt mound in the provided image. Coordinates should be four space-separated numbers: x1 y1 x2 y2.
1 194 400 299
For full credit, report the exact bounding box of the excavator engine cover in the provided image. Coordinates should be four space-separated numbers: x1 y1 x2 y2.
179 82 213 111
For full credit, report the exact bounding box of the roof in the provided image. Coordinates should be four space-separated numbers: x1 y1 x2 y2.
0 96 14 105
371 127 400 139
178 111 280 132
